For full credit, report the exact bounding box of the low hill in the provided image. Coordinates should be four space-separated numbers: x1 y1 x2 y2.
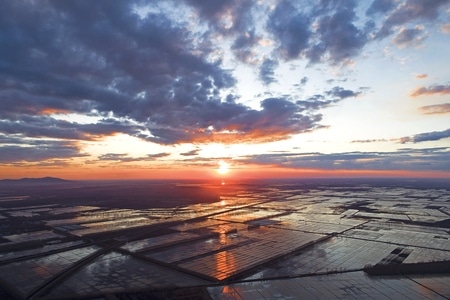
0 177 72 184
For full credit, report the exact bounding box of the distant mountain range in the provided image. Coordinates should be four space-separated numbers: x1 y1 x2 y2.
0 177 71 184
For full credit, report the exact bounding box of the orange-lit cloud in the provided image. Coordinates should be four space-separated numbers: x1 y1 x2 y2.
184 127 315 144
419 103 450 115
39 108 71 115
414 73 427 79
441 23 450 34
410 84 450 97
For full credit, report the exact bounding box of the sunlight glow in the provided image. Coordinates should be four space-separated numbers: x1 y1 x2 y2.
217 161 230 175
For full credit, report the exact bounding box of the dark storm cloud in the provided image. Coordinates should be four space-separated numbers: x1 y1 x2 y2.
243 147 450 171
0 141 85 163
259 58 279 85
400 128 450 143
375 0 450 39
392 26 427 48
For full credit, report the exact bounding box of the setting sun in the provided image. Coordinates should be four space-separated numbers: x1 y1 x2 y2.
217 161 230 175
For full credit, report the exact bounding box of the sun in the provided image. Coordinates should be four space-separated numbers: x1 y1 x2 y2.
217 161 230 175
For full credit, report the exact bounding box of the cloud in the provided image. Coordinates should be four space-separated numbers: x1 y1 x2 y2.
177 97 323 143
180 149 200 156
306 1 372 64
0 89 94 119
325 86 362 99
391 26 427 48
350 128 450 144
267 0 371 65
0 132 87 165
441 23 450 34
411 129 450 143
0 0 445 153
410 84 450 97
187 0 446 67
296 86 363 111
375 0 450 39
242 147 450 171
399 128 450 143
147 153 171 159
266 1 312 60
2 1 346 146
0 116 143 141
414 73 428 79
366 0 396 16
231 30 261 63
186 0 253 34
98 152 170 162
98 153 129 161
134 95 326 144
259 58 279 85
0 141 85 163
351 139 390 143
186 0 258 61
186 0 235 18
296 99 332 111
419 103 450 114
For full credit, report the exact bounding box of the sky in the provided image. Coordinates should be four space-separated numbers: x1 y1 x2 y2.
0 0 449 180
